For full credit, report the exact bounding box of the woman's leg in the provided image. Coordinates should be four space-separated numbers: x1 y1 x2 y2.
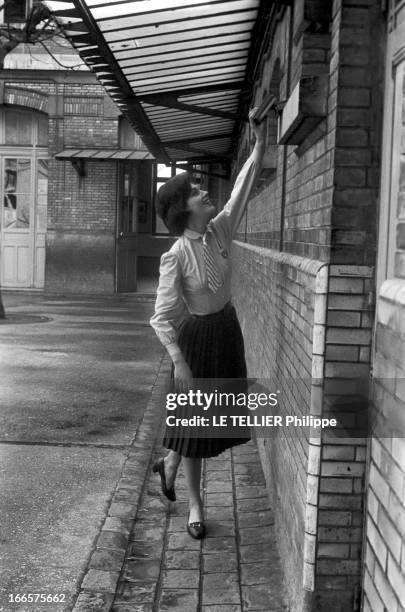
164 450 181 489
183 457 203 523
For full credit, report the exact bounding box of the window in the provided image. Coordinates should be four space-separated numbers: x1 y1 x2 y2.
119 116 148 151
119 163 137 234
36 159 48 230
4 0 29 22
1 108 48 147
154 163 174 235
4 158 31 228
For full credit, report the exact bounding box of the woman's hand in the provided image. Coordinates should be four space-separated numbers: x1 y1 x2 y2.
173 357 193 393
249 107 266 147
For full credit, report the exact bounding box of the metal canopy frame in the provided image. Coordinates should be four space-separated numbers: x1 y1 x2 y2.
55 148 154 159
46 0 273 163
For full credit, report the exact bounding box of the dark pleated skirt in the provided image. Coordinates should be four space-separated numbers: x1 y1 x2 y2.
163 302 250 458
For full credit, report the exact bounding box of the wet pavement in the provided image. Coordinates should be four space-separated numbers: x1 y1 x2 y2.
0 292 162 611
0 292 287 612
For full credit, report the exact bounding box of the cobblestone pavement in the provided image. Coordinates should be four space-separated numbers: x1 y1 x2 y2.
111 440 288 612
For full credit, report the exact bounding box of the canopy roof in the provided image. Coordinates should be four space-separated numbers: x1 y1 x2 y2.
46 0 271 163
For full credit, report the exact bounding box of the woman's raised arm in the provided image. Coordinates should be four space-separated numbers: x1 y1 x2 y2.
212 109 266 240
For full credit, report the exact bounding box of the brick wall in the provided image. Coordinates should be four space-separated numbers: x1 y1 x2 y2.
363 281 405 611
232 241 328 611
48 160 117 232
230 0 385 609
316 1 382 608
238 1 333 262
1 76 121 292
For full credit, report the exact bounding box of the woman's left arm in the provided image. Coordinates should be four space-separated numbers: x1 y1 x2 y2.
212 109 266 239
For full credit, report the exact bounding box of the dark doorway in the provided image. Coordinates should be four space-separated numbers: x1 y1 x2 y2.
116 161 137 292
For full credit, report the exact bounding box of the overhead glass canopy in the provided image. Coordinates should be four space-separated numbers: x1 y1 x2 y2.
46 0 266 163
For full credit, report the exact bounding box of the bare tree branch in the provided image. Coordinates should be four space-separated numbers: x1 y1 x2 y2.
0 5 75 69
39 39 83 69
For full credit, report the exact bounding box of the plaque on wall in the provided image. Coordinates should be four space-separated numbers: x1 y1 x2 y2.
278 75 328 145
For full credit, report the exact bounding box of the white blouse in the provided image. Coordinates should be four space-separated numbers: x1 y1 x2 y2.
150 143 263 359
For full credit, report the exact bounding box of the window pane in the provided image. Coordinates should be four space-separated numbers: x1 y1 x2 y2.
119 117 147 150
16 159 31 192
3 192 16 228
36 160 48 230
154 180 169 234
37 114 49 147
175 162 187 176
138 199 148 225
157 163 172 178
120 165 138 232
155 212 169 234
5 0 26 21
4 158 31 228
5 110 32 145
120 117 136 149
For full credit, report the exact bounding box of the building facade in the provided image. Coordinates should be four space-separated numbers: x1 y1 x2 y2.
1 0 404 610
0 6 177 294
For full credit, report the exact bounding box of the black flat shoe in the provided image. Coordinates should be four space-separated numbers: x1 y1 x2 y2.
152 458 176 502
186 511 206 540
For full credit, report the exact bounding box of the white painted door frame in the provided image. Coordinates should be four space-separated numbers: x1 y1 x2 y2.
0 147 48 289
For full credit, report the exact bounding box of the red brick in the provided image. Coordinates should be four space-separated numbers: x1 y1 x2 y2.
334 168 367 187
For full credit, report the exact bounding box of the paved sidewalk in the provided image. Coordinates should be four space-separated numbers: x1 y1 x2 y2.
111 440 288 611
0 292 288 611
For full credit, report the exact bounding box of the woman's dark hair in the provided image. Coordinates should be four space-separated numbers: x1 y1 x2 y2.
156 172 192 235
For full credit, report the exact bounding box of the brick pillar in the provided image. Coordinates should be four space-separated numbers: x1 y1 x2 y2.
314 1 384 610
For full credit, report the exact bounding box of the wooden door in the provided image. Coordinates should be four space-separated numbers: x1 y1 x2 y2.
116 162 138 292
34 158 48 287
1 156 34 287
0 154 48 289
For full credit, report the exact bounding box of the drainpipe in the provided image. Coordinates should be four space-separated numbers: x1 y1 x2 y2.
279 2 295 251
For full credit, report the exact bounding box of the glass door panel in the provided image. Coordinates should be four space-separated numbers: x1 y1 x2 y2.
34 158 48 287
116 162 138 291
3 158 32 229
1 156 34 287
36 159 48 230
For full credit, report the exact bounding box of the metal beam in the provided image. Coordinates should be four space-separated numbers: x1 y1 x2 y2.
95 0 250 20
118 48 249 71
53 8 82 18
138 81 245 103
167 142 232 159
231 0 277 148
63 21 88 32
51 1 265 164
124 61 247 83
112 26 252 54
68 0 170 163
69 33 95 44
98 7 258 32
134 94 238 121
71 158 86 177
174 164 230 180
162 133 231 146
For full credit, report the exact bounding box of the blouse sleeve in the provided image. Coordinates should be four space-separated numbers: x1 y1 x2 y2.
211 142 264 243
149 250 187 358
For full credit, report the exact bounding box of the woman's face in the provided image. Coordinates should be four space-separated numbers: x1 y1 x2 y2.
186 184 216 223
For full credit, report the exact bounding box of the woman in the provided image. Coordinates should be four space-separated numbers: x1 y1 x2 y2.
150 109 265 538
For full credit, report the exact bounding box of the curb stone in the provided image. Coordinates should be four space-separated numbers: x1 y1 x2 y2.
71 355 171 612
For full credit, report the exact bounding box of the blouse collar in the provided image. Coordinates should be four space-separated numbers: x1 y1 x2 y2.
183 227 203 240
